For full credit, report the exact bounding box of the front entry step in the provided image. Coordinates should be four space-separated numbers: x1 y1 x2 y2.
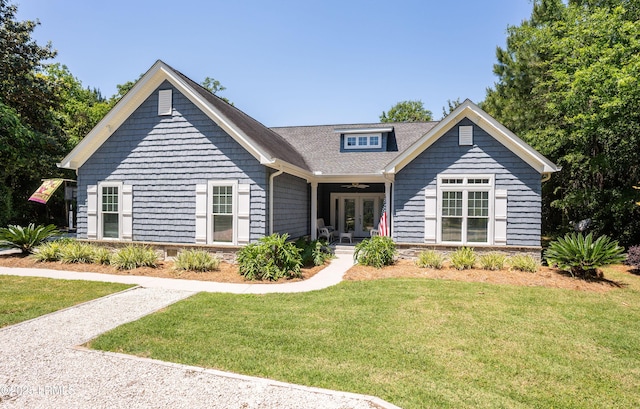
333 244 355 256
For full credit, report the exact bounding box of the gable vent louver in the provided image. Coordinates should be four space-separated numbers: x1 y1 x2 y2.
158 89 172 116
459 125 473 146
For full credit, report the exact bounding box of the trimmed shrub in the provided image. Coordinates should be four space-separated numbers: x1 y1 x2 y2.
353 236 396 268
111 245 158 270
296 238 334 267
479 253 507 271
174 249 220 272
450 247 476 270
626 245 640 269
415 250 445 269
237 233 302 281
509 255 539 273
59 241 97 264
0 223 58 254
545 232 625 279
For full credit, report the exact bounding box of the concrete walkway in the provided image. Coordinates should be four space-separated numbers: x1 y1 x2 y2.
0 251 355 293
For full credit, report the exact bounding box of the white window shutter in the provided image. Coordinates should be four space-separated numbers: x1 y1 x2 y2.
122 184 133 241
237 184 251 245
87 185 98 240
195 184 208 244
494 189 508 245
424 188 437 243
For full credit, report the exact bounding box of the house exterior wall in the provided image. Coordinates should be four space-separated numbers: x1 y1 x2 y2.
272 172 309 239
393 118 542 247
76 81 268 244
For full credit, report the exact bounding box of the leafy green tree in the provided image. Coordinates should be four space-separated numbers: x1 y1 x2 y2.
484 0 640 246
0 1 70 226
380 100 433 123
441 98 462 118
201 76 232 105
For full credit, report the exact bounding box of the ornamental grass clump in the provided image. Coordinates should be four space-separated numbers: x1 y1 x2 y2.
545 232 625 279
509 255 539 273
111 245 158 270
415 250 445 269
353 236 396 268
32 240 64 262
237 233 302 281
174 249 220 272
479 252 507 271
0 223 59 255
59 241 97 264
450 247 476 270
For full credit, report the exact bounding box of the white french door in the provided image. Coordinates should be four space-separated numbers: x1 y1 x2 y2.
330 193 384 237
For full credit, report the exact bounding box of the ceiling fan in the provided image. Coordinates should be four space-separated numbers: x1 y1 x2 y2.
341 183 370 189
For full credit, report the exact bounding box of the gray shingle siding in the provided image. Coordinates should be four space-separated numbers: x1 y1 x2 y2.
393 118 542 247
272 172 309 239
77 81 268 243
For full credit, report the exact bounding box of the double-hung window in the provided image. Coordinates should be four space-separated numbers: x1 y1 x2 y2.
211 184 234 243
438 175 493 244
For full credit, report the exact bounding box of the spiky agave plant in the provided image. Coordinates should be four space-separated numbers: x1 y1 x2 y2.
545 232 625 279
0 223 59 255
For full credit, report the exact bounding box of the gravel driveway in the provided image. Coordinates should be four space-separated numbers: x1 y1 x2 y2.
0 286 390 408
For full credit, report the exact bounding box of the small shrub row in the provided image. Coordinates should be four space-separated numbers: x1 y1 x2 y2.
415 247 539 273
33 240 159 270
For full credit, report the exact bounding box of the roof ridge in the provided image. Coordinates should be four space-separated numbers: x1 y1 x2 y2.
270 121 440 130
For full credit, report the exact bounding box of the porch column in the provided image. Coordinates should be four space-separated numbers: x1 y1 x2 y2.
311 181 318 240
385 181 392 235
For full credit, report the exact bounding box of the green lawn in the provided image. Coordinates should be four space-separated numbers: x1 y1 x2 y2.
89 268 640 409
0 275 133 328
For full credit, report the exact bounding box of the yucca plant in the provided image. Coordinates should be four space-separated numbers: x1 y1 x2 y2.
92 246 113 265
237 233 302 280
415 250 445 269
174 249 220 272
0 223 59 254
111 245 158 270
545 232 625 279
449 247 476 270
353 236 396 268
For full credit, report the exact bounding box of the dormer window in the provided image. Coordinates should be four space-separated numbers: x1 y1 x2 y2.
344 133 382 150
335 126 392 151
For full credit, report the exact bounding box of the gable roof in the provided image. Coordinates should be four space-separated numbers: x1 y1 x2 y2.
384 99 560 174
59 62 558 181
272 122 437 176
58 60 310 175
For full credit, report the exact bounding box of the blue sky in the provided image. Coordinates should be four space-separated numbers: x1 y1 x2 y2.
17 0 533 126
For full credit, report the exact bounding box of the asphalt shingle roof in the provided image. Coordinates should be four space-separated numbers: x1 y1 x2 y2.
271 122 437 175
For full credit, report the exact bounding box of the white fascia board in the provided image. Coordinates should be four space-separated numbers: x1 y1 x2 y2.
334 127 394 134
384 99 560 175
268 159 314 182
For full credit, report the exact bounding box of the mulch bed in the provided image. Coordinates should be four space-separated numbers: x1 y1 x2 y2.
0 254 636 292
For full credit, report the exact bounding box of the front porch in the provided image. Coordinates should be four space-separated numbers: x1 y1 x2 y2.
311 181 391 241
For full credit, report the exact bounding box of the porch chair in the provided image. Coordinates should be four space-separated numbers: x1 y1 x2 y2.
317 218 335 242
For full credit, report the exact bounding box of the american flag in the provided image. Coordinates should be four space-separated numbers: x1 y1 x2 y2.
378 200 388 236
